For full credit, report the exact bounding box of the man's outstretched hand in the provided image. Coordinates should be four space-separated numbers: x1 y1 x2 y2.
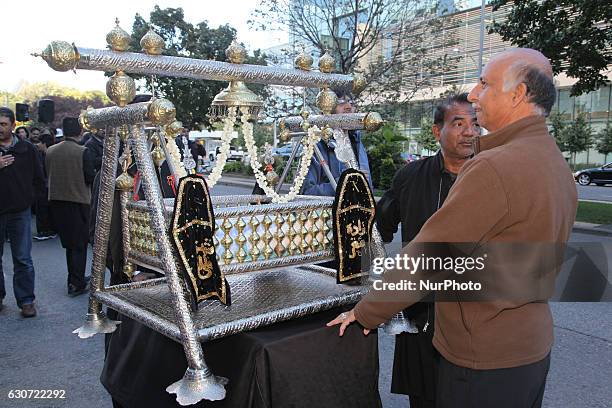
326 309 371 336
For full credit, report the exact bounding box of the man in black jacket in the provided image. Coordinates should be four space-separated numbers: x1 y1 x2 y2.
376 93 479 408
84 128 104 174
0 107 44 317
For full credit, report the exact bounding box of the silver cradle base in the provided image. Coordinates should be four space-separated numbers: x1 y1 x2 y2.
94 265 368 343
72 309 122 339
166 368 229 406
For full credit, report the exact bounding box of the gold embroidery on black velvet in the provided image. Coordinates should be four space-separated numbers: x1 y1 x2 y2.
333 169 376 283
171 175 230 307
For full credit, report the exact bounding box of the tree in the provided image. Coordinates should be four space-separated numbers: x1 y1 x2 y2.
596 124 612 163
362 122 407 189
250 0 456 107
564 114 593 166
4 81 110 128
414 117 438 154
549 111 568 152
489 0 611 96
129 6 269 129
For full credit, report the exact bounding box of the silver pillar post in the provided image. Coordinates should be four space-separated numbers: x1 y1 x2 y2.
73 129 121 338
129 125 227 405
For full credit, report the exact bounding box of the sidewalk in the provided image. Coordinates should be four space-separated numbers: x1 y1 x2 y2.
218 174 612 237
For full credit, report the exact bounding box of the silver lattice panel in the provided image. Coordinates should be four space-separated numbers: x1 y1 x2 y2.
97 266 368 342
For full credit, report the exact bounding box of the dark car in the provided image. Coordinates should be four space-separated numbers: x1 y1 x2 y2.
574 162 612 186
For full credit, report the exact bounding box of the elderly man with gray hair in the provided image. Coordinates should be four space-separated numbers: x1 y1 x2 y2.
328 48 577 407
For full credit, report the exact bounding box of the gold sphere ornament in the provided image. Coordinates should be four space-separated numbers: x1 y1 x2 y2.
106 18 131 52
123 262 135 279
363 112 384 132
148 98 176 126
352 73 367 95
79 106 96 132
294 50 313 71
321 126 334 142
117 125 129 142
165 120 183 137
34 41 79 72
225 41 247 64
106 70 136 107
116 171 134 191
151 145 165 167
316 87 338 115
140 28 165 55
318 50 336 73
280 128 291 143
266 170 280 186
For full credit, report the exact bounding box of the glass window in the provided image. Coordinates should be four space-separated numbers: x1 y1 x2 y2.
557 89 573 120
591 86 610 121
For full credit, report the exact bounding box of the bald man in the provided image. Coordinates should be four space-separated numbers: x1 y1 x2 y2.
328 48 577 407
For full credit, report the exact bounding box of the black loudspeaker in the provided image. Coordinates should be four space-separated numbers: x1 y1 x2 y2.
38 99 55 123
15 103 29 121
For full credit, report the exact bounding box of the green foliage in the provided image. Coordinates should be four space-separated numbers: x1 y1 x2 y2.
223 161 244 173
362 123 407 189
596 125 612 163
563 114 593 165
550 112 594 165
490 0 611 96
129 6 269 129
414 117 438 153
575 201 612 225
549 111 567 151
2 81 110 128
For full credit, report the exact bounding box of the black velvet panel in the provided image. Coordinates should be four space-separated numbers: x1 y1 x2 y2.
332 169 376 283
171 175 230 309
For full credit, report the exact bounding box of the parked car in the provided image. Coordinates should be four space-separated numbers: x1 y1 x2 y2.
574 162 612 186
273 143 303 157
400 152 421 163
209 146 245 162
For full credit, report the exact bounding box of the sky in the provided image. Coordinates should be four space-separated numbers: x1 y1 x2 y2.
0 0 288 94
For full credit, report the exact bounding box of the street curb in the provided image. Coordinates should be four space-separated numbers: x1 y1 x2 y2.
572 222 612 237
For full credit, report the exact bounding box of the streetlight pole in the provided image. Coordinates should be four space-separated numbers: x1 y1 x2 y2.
478 0 486 78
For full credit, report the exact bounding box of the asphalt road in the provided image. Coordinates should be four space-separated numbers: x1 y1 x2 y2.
577 183 612 202
1 183 611 408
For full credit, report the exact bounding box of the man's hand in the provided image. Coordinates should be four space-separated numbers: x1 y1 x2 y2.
0 154 14 169
326 308 371 337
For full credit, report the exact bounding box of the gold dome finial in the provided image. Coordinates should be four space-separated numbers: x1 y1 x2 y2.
363 112 384 132
140 28 165 55
225 41 247 64
148 98 176 126
34 41 79 72
318 50 335 73
352 72 367 95
106 70 136 107
106 18 131 52
316 87 338 115
294 48 313 71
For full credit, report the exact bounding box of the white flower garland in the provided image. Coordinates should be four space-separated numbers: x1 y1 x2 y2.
240 106 320 203
206 107 238 188
162 129 188 179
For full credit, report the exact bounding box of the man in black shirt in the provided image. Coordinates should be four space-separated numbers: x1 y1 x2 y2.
376 93 480 408
0 107 44 317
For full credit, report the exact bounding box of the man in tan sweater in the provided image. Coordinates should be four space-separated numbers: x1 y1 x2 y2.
328 48 577 407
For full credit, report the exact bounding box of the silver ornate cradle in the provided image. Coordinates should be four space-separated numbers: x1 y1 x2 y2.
36 30 382 406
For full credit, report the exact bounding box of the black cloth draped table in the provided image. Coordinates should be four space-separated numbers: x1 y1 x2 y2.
101 307 382 408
